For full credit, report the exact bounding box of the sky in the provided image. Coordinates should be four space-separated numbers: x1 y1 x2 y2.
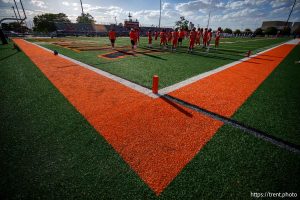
0 0 300 30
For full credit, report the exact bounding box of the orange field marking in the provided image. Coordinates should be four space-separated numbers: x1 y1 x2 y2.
13 39 296 195
170 45 296 117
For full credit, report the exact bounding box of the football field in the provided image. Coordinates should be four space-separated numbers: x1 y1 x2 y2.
1 36 299 199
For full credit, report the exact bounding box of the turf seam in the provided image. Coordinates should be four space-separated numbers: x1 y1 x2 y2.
162 94 300 155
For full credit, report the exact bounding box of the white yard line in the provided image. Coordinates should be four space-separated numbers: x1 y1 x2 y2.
24 39 299 99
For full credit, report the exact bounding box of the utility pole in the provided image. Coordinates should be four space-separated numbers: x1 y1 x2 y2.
159 0 161 28
80 0 84 15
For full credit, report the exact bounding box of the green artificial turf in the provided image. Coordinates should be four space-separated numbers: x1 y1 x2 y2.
161 124 300 199
232 45 300 145
0 43 156 199
1 40 299 200
28 37 290 89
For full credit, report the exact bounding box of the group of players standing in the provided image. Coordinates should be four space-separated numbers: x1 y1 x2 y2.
108 27 222 53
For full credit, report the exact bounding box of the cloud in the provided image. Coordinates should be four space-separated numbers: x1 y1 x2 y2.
272 6 289 14
270 0 288 8
162 2 172 10
1 0 10 3
175 0 211 13
62 2 69 6
30 0 47 9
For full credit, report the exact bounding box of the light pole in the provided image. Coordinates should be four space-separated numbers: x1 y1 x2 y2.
80 0 84 15
206 0 213 28
159 0 161 28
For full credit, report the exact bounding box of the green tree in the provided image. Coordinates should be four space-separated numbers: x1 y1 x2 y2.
175 16 189 30
254 28 263 35
223 28 232 34
33 13 70 33
265 27 278 35
2 22 29 33
281 27 291 35
244 28 252 33
234 29 241 34
76 13 95 24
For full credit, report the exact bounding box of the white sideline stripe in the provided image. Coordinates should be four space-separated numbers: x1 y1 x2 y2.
284 39 299 45
23 39 297 99
24 40 157 98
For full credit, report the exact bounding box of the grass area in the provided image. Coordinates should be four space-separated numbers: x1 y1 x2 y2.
0 43 156 199
28 36 290 89
161 125 300 199
1 39 299 199
232 45 300 145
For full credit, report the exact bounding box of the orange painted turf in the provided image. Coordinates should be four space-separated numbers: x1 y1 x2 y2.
13 39 296 195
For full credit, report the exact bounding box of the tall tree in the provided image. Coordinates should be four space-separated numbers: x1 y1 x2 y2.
2 22 29 33
175 16 189 30
76 13 95 24
234 29 241 34
244 28 252 33
254 28 263 35
33 13 70 33
223 28 232 34
265 27 278 35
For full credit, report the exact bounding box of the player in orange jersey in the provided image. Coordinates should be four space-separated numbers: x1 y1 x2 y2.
108 28 116 49
188 27 197 53
178 28 185 47
207 28 213 51
203 28 208 48
136 28 140 45
147 30 153 48
160 29 167 49
196 28 201 46
171 28 179 51
215 27 222 48
154 30 159 40
167 30 172 46
129 28 137 51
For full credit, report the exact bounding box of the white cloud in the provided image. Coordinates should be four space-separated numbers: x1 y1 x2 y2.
1 0 10 3
62 2 70 6
162 2 172 10
272 6 289 14
30 0 47 9
175 0 211 13
270 0 288 8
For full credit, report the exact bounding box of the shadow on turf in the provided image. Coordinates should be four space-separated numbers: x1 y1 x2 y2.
162 94 300 154
0 51 19 62
161 96 193 117
140 47 261 64
115 49 167 61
